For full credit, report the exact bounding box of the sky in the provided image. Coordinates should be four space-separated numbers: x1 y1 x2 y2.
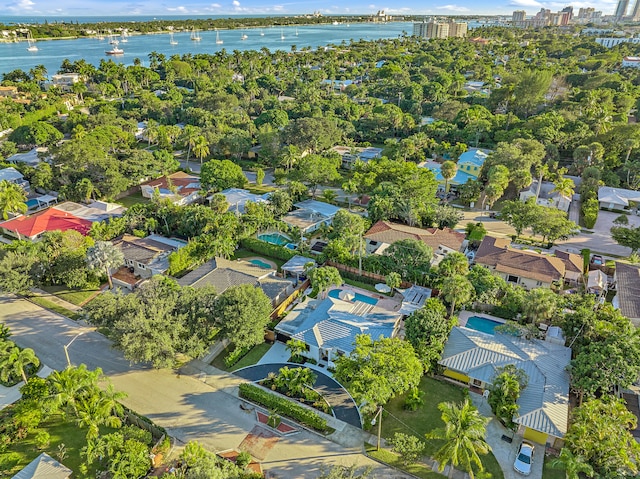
0 0 618 17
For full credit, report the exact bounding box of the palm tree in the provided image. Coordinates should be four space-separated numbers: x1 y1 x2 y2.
440 274 474 316
181 125 200 168
427 399 491 479
86 241 125 289
192 135 209 165
0 346 39 384
77 385 126 439
143 119 159 146
281 144 300 171
551 177 575 200
0 180 27 220
441 161 457 193
49 365 102 417
549 448 594 479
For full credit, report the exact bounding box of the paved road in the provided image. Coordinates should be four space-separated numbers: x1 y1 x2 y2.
234 363 362 428
0 295 408 478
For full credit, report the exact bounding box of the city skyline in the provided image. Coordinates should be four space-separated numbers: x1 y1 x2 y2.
1 0 617 18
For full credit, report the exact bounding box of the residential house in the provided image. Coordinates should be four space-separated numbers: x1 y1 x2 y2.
598 186 640 211
11 452 72 479
553 250 583 284
0 86 30 105
141 172 201 205
177 257 294 307
420 148 489 190
112 234 187 290
281 200 341 234
440 326 571 447
474 236 581 289
0 167 29 191
331 145 383 170
49 73 82 91
0 201 125 241
210 188 270 214
275 288 403 365
623 56 640 68
364 220 465 257
5 147 47 167
519 181 571 212
612 262 640 326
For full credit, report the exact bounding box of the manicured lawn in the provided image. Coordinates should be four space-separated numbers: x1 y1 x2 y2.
343 277 389 295
247 185 277 195
41 285 100 306
365 444 444 478
0 414 116 477
379 377 504 479
27 296 81 321
116 191 150 208
230 343 272 371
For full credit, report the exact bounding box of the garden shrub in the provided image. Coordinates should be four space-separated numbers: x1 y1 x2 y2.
581 197 599 229
238 383 328 432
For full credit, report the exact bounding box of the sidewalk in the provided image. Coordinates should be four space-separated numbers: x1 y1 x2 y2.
29 288 82 313
0 365 53 410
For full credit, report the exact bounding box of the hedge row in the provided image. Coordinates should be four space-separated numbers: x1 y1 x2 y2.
240 237 296 261
238 383 328 432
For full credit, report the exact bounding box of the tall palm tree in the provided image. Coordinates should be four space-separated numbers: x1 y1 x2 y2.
49 365 102 417
551 177 575 200
0 180 27 220
181 125 200 168
0 346 39 384
441 161 457 194
86 241 125 289
440 274 474 316
427 399 491 479
192 135 209 165
77 386 126 439
549 448 594 479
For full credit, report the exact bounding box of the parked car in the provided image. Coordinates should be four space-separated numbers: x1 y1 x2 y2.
591 254 604 266
513 441 534 475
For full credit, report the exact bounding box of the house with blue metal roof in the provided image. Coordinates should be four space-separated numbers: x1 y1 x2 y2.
275 289 402 366
419 148 490 189
440 326 571 448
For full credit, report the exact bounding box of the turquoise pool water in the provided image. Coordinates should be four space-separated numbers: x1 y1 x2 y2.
328 289 378 305
249 259 272 269
26 199 39 209
465 316 503 335
257 232 290 246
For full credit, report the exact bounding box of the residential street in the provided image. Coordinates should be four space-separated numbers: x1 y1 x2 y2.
0 294 412 479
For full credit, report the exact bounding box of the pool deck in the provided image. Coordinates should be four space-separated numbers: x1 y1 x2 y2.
327 285 402 312
458 311 507 328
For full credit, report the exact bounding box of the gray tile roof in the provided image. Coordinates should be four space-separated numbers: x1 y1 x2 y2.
615 262 640 320
11 453 71 479
177 257 292 302
440 327 571 438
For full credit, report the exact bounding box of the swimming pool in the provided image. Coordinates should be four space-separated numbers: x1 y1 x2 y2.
465 316 504 335
249 259 272 269
257 232 291 246
26 199 39 209
328 289 378 305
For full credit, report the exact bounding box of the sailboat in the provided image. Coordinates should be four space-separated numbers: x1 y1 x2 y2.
105 40 124 55
241 33 248 40
109 34 118 45
215 30 223 45
280 28 285 40
26 30 38 52
295 27 299 36
190 27 201 41
169 32 178 45
260 29 265 36
120 31 128 43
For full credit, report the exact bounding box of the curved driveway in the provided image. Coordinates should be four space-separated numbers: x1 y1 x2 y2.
234 362 362 428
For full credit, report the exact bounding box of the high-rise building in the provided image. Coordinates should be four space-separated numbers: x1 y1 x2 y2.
631 0 640 21
616 0 630 19
413 18 466 39
512 10 526 22
449 21 467 37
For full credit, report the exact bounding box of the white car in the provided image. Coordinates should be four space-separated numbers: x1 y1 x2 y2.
513 441 534 475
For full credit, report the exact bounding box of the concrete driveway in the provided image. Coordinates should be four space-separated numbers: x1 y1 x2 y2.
234 362 362 428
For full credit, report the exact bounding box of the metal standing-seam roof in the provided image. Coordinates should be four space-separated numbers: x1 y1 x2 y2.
614 262 640 322
11 453 71 479
440 327 571 438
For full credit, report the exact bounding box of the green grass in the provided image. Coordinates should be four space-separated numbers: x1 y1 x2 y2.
40 285 100 306
0 414 117 477
246 185 277 195
543 456 565 479
210 344 234 370
115 191 150 208
379 377 504 479
232 248 286 269
27 296 81 321
365 444 444 478
230 343 272 371
343 277 387 295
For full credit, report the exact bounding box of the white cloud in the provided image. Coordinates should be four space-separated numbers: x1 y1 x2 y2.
232 0 240 5
210 2 221 7
508 0 543 7
6 0 35 11
369 3 376 8
436 4 471 12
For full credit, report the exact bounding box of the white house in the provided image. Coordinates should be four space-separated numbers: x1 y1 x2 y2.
519 181 571 212
623 56 640 68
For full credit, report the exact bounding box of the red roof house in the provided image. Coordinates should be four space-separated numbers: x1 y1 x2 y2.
0 207 92 241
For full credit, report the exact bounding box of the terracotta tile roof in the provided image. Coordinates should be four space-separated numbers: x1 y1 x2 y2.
0 207 91 239
474 236 565 284
364 220 465 252
615 262 640 320
142 171 200 197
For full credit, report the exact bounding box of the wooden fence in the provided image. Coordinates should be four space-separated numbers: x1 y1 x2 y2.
325 261 412 288
270 279 310 319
